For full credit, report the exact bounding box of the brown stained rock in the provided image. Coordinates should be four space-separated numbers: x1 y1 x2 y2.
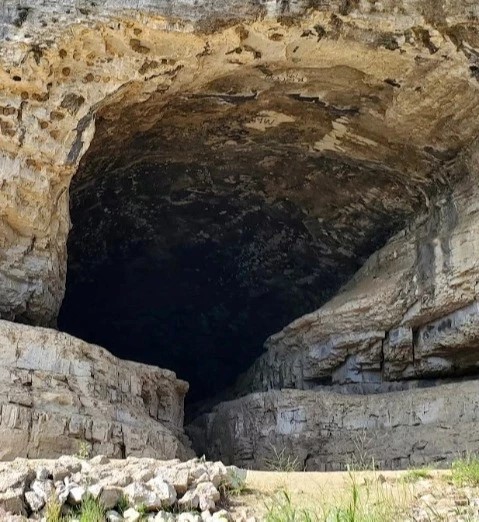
0 3 476 329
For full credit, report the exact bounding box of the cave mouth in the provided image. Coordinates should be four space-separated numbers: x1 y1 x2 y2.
58 159 342 406
57 71 428 407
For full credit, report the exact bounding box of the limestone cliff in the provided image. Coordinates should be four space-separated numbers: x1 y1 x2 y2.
1 0 479 326
1 0 479 467
235 146 479 393
0 320 192 460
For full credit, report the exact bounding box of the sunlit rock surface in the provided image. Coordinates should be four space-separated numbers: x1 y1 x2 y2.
0 320 192 460
1 0 479 464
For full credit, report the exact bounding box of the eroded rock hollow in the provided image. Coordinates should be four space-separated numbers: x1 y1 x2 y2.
1 0 479 467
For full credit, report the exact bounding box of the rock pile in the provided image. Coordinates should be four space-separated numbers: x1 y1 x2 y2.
0 456 251 521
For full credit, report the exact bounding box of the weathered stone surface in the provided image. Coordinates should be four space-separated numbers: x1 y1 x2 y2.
0 0 479 401
233 154 479 393
0 320 191 460
188 380 479 470
2 0 479 472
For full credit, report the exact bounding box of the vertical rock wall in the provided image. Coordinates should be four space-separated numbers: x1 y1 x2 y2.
188 381 479 470
235 146 479 393
0 320 192 460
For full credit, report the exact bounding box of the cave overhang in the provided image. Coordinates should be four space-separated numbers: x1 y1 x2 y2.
0 3 479 390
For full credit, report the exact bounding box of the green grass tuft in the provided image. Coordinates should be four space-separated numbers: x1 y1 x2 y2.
69 494 105 522
264 446 302 472
45 495 63 522
452 454 479 486
402 467 432 483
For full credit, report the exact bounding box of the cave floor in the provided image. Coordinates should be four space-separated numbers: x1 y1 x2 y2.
231 469 477 521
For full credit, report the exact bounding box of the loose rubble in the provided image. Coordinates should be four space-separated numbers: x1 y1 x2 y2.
0 456 251 521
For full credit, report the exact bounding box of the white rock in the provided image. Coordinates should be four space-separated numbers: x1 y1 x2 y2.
90 455 110 465
155 467 189 494
123 507 141 522
25 490 44 512
106 510 124 522
124 481 164 510
58 456 82 474
68 486 87 505
154 511 176 521
208 462 227 488
147 477 177 507
178 488 199 510
0 471 31 494
196 482 220 512
132 469 155 482
188 465 208 485
177 513 202 522
211 510 231 521
88 484 103 499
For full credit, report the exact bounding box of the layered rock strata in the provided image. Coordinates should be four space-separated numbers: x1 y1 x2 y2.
0 320 191 461
235 150 479 393
188 380 479 470
1 0 479 328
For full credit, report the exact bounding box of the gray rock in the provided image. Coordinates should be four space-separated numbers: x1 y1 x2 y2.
35 468 50 481
106 510 124 522
100 486 123 510
31 480 54 503
123 507 141 522
24 491 44 513
0 489 25 516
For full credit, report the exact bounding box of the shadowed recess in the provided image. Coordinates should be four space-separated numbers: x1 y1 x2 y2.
58 68 441 404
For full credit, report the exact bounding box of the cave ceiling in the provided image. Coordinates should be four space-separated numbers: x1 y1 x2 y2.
60 26 479 400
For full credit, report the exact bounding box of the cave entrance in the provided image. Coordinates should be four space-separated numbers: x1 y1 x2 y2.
58 72 419 407
58 160 335 406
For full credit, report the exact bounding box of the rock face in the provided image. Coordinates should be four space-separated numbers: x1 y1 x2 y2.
188 380 479 470
234 146 479 394
1 0 479 466
0 0 478 326
0 320 191 460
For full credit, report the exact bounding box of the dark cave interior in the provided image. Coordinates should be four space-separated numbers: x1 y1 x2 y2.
58 160 344 404
57 80 425 405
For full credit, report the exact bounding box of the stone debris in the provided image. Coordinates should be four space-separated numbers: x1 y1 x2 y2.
0 456 250 521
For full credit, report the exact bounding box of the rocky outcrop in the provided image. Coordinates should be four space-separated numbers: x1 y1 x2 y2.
234 147 479 394
0 320 191 460
188 380 479 471
1 0 479 330
2 0 479 466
